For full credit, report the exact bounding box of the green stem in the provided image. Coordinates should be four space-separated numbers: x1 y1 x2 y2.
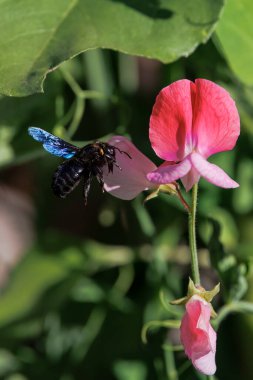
188 183 200 285
60 66 108 100
214 301 253 329
164 343 179 380
60 66 83 97
67 96 85 139
141 320 181 344
71 307 106 362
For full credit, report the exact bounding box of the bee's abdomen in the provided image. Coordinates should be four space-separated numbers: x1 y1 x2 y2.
52 159 84 198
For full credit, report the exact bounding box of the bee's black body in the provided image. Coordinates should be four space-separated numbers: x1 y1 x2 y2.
51 142 120 203
28 128 130 205
52 157 85 199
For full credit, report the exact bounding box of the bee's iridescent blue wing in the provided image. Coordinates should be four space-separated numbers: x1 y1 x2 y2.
28 127 79 159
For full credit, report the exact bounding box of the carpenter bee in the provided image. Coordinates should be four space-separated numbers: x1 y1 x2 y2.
28 127 131 204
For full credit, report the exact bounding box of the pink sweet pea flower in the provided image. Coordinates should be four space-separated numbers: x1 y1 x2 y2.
147 79 240 191
103 136 157 200
180 295 217 375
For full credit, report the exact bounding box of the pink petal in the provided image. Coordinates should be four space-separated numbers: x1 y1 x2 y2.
180 295 217 376
193 349 216 376
192 79 240 158
181 167 200 192
147 157 191 184
193 320 217 376
149 80 194 161
103 136 157 200
181 296 211 359
193 319 217 375
191 152 239 188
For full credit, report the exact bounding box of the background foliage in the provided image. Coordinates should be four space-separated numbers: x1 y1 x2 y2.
0 1 252 379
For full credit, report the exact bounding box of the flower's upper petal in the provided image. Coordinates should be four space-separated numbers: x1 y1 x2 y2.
103 136 157 200
149 79 194 161
147 157 191 184
192 79 240 158
191 152 239 188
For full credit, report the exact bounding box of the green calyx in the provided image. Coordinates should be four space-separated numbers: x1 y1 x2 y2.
170 278 220 318
144 183 178 203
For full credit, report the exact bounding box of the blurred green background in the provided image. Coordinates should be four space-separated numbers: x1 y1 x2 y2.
0 1 253 380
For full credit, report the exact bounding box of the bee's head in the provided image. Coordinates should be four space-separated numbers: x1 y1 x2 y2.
96 142 111 157
104 145 116 157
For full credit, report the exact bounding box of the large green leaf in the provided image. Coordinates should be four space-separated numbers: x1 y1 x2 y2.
0 235 134 328
0 252 72 328
0 0 224 96
216 0 253 85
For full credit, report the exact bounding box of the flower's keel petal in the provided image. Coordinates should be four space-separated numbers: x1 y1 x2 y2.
149 79 194 161
181 167 200 192
193 350 216 376
103 136 157 200
192 79 240 158
147 158 191 184
191 152 239 188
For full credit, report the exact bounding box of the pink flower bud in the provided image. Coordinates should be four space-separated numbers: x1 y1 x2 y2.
180 295 217 375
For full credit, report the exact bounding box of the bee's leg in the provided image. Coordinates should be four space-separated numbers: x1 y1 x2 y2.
94 166 104 191
104 155 121 172
83 172 92 206
111 159 122 171
108 160 119 172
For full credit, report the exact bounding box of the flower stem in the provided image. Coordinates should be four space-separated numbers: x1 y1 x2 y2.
214 301 253 329
174 182 190 212
164 342 179 380
188 183 200 285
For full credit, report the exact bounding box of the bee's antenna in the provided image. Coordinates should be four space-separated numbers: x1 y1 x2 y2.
114 147 132 159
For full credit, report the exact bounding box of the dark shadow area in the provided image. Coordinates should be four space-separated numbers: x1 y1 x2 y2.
110 0 173 20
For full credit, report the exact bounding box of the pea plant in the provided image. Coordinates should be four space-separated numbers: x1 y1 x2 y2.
0 1 252 380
